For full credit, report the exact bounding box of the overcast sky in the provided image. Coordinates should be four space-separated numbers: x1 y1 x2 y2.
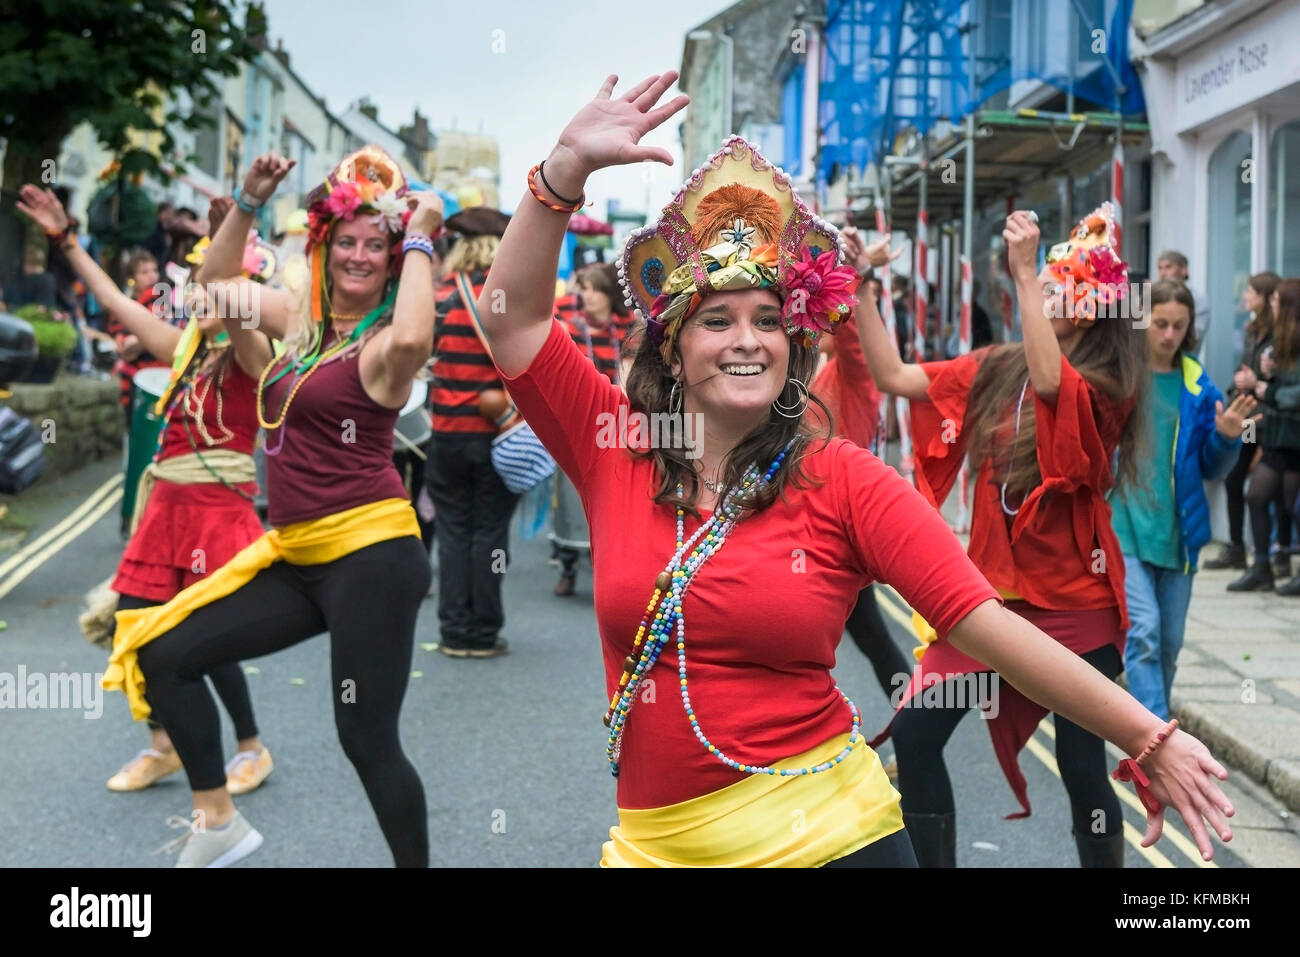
261 0 735 217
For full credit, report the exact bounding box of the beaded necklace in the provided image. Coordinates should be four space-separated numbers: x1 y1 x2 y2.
149 359 255 503
604 442 862 779
256 287 395 434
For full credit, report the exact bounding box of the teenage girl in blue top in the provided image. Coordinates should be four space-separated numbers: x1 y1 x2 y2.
1111 279 1257 720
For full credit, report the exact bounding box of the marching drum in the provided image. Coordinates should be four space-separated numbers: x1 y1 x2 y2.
121 366 173 525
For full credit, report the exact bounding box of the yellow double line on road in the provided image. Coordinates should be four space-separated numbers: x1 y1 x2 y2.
873 586 1217 868
0 474 123 601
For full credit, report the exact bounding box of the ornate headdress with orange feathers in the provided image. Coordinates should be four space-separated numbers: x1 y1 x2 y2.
618 136 859 363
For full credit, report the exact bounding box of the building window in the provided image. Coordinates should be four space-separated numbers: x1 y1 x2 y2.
1206 130 1252 385
1270 119 1300 277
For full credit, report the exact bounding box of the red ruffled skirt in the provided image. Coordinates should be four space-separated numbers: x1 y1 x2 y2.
112 479 263 603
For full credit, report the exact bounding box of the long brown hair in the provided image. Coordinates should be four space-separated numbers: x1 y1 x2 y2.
1274 279 1300 371
965 312 1148 501
623 309 833 519
1244 272 1281 341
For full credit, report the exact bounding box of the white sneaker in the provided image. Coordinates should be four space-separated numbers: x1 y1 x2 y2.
156 811 263 868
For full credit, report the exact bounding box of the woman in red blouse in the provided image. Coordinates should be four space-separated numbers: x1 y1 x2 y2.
857 205 1149 867
482 72 1231 867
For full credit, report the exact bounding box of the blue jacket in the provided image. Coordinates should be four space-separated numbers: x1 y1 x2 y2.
1162 355 1241 571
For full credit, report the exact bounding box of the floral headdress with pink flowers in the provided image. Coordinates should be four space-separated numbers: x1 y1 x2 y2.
303 145 411 323
618 136 859 364
1044 202 1129 326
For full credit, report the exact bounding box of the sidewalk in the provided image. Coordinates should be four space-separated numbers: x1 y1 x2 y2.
1171 560 1300 814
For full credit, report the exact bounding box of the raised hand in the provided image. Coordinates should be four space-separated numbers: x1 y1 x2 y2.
16 185 70 235
1215 393 1259 439
552 72 690 180
405 191 444 237
1136 730 1234 861
241 152 296 206
1002 211 1040 281
208 195 235 238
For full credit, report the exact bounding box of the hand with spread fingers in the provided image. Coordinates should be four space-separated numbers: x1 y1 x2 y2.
1135 728 1234 861
550 71 691 182
1214 392 1260 440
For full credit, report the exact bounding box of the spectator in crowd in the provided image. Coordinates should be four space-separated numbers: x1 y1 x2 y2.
1113 280 1253 719
1156 250 1210 348
427 207 515 658
1232 279 1300 593
1205 272 1283 570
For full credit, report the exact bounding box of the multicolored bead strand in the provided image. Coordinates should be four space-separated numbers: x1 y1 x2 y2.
606 443 862 779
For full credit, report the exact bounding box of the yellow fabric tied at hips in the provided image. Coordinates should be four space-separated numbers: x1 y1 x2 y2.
104 497 420 720
599 733 903 867
911 587 1020 662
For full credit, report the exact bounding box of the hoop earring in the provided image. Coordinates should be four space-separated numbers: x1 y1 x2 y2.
668 379 683 416
772 377 809 418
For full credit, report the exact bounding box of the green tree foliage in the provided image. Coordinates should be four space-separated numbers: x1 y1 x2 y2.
0 1 264 281
0 0 263 182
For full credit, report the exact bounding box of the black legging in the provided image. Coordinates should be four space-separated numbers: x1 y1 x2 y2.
136 536 431 867
1223 442 1255 547
892 645 1123 838
822 828 919 867
1247 457 1300 561
117 594 259 740
845 585 913 699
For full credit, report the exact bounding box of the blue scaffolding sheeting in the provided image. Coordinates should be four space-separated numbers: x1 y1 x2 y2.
817 0 1145 179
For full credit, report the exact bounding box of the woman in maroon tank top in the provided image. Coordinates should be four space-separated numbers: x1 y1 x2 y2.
17 185 279 803
116 148 445 868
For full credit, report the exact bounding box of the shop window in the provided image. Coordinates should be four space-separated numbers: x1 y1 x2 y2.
1206 130 1252 387
1270 119 1300 277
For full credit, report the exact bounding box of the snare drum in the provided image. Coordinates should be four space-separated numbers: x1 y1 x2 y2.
393 379 431 454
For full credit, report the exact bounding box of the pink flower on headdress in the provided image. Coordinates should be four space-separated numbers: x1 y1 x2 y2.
326 182 362 220
1087 246 1128 301
779 248 859 339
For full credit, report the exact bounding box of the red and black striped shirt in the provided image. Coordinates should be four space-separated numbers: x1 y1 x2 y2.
555 293 623 384
432 270 502 435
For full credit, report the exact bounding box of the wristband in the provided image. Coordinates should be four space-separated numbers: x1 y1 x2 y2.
233 187 264 215
402 233 435 259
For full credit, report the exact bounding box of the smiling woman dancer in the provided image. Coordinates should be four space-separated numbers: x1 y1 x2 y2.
479 71 1234 867
104 147 442 867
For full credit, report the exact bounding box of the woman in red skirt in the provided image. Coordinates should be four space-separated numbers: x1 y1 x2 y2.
858 203 1148 866
20 186 276 798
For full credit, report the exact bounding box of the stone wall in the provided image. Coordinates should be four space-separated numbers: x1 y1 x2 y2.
1 375 121 480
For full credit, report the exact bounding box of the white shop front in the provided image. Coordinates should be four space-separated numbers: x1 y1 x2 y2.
1136 0 1300 391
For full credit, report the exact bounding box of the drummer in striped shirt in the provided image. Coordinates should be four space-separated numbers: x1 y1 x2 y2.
551 263 631 596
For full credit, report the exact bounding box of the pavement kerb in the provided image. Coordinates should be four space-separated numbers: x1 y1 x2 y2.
1174 697 1300 815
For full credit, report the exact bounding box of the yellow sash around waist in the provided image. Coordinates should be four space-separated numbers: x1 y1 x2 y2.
600 733 903 868
911 587 1021 661
104 497 420 720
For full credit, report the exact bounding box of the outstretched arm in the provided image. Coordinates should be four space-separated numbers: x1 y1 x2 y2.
17 185 181 360
948 601 1234 860
481 72 689 378
845 227 931 400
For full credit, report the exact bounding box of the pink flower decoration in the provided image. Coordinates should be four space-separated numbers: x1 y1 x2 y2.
325 182 361 220
779 248 859 339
